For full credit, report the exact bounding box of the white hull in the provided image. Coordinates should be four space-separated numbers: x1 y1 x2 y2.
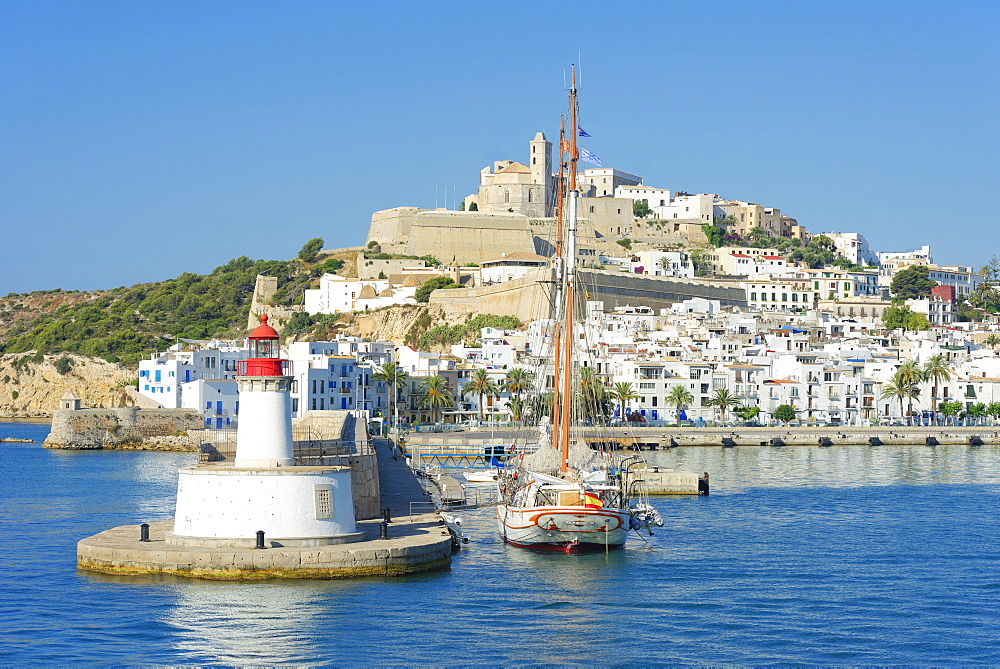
463 470 499 483
496 503 630 550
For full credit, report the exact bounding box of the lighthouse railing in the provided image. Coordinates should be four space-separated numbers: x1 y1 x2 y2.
194 419 372 464
236 359 292 376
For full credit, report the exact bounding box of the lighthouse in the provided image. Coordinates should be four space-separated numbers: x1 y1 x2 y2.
234 315 294 468
169 315 360 548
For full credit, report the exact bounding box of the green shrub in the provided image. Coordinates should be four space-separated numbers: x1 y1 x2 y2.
54 356 73 375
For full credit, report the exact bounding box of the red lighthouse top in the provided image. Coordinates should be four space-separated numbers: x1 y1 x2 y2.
241 314 287 377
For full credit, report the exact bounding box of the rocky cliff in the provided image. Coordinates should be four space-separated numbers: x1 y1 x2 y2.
0 352 135 417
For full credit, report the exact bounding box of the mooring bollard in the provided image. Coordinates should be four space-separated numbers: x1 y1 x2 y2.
379 521 389 539
139 523 150 542
382 507 392 524
255 530 266 549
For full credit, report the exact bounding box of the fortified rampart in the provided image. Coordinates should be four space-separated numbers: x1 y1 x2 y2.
580 270 747 311
429 267 747 320
45 407 203 449
367 208 539 264
247 274 304 330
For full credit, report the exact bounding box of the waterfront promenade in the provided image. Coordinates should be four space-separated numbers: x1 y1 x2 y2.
77 436 453 580
406 425 1000 450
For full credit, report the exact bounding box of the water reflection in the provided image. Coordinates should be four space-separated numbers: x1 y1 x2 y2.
164 580 359 664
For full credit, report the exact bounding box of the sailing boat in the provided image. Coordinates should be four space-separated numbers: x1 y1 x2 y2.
495 68 662 551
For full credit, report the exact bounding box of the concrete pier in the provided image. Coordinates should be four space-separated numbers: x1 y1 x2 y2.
77 517 451 580
77 437 453 580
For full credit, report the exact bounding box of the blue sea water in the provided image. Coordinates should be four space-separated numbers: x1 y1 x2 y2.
3 420 1000 665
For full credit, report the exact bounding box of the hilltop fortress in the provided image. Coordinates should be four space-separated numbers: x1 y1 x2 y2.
361 132 749 311
366 133 632 264
364 132 803 266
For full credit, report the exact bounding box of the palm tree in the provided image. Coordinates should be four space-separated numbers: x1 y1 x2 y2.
461 368 500 423
373 361 408 437
987 401 1000 426
610 381 640 421
894 361 925 420
525 391 554 425
705 388 741 424
880 379 919 423
985 334 1000 349
504 367 534 399
747 226 767 244
921 355 952 418
505 397 526 424
577 366 607 423
417 374 453 425
665 385 694 426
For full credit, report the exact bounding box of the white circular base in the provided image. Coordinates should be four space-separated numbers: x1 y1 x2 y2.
173 465 357 541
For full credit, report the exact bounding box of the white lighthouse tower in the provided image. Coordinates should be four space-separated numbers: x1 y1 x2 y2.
169 315 361 548
234 315 294 468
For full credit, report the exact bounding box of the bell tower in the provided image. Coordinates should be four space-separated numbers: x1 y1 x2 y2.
530 132 554 217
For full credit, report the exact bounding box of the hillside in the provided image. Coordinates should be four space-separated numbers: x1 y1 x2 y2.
0 352 135 417
0 256 311 366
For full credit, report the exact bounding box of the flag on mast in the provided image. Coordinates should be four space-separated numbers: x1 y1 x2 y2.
578 125 591 137
580 148 602 166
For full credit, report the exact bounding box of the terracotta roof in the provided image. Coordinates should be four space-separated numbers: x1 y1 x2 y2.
402 274 424 287
496 162 531 174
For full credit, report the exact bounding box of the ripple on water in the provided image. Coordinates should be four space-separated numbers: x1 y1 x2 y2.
5 432 1000 664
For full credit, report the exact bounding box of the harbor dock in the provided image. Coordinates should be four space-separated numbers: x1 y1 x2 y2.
77 437 454 580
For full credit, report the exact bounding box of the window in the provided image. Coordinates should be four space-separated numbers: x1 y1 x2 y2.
314 484 333 519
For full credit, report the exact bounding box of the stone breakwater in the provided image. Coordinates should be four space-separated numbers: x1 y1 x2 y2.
77 517 453 580
44 407 203 450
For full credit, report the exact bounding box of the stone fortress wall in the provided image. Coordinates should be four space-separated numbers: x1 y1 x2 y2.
429 267 748 321
45 407 204 449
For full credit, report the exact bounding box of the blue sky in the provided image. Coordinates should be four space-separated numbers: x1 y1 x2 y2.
3 0 998 295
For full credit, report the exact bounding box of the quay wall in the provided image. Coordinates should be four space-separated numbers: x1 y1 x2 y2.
406 427 1000 449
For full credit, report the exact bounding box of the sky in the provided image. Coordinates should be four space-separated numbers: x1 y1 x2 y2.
3 0 999 295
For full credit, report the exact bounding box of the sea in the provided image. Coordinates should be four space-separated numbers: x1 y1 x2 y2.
3 419 1000 666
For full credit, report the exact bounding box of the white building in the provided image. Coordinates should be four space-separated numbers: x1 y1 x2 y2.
480 253 548 284
627 250 694 278
304 275 418 314
138 340 246 408
579 168 642 197
285 341 390 417
815 232 879 267
927 265 983 300
717 250 790 278
906 296 954 327
180 378 239 429
740 278 817 312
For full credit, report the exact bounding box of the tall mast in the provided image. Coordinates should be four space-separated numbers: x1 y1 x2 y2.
550 116 567 452
559 66 580 473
